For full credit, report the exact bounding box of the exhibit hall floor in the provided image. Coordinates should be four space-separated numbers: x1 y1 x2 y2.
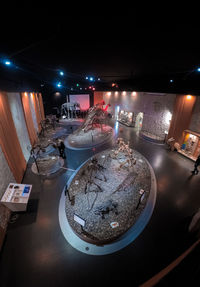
0 120 200 286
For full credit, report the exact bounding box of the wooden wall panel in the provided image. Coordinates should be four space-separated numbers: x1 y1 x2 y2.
21 92 37 146
94 91 104 106
0 92 26 182
168 95 196 144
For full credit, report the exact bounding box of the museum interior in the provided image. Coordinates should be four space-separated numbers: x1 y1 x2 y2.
0 90 200 286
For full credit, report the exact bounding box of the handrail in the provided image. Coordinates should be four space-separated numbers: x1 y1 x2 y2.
139 238 200 287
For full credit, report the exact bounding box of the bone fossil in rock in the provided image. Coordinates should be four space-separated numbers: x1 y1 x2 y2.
94 200 119 219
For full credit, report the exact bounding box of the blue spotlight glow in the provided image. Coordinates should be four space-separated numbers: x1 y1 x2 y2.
85 76 88 80
4 60 11 66
57 82 62 88
60 71 64 76
197 68 200 72
89 77 94 81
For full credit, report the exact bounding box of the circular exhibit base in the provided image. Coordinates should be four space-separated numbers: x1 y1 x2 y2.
140 131 165 144
59 148 157 255
38 145 56 157
65 125 113 150
31 155 64 175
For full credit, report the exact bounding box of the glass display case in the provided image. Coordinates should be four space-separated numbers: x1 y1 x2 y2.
178 129 200 161
117 110 134 127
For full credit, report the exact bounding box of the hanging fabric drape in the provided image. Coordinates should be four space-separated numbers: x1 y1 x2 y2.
21 92 38 146
0 92 26 182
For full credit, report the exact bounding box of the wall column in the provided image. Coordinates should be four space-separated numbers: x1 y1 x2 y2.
168 95 196 144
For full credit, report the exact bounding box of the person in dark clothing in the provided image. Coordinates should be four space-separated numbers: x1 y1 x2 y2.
57 139 66 159
192 155 200 175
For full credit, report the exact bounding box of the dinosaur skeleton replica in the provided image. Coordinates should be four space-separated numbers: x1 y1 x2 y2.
61 102 80 118
111 138 137 170
74 101 111 134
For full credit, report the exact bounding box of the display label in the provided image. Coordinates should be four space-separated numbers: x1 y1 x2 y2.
74 214 85 227
110 222 119 228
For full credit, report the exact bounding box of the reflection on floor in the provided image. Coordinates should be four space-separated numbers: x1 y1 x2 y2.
0 119 200 286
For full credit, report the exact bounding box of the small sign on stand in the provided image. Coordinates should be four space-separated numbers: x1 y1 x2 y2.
1 183 32 212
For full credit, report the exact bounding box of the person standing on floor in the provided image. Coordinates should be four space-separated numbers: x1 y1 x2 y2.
56 139 66 159
192 155 200 175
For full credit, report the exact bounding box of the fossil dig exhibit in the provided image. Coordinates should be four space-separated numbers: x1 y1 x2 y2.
65 138 155 245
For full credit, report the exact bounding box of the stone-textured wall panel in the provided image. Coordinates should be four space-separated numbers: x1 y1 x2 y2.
0 146 15 199
102 91 176 138
7 93 31 162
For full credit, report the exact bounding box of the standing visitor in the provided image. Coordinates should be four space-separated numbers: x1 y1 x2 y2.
191 155 200 175
55 139 66 159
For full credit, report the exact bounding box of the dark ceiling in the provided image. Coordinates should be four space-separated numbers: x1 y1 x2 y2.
0 3 200 94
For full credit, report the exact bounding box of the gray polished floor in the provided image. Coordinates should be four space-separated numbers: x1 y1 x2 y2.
0 120 200 286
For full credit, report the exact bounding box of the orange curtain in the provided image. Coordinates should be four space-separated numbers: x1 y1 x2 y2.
38 93 45 121
21 92 37 146
32 93 42 133
0 92 26 182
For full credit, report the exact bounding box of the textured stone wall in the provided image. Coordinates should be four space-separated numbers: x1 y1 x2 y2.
102 91 176 139
0 146 14 250
7 93 31 162
141 93 176 139
189 96 200 134
0 146 15 199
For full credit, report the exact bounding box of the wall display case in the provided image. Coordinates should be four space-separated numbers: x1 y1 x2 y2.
117 110 134 127
1 183 32 212
178 130 200 161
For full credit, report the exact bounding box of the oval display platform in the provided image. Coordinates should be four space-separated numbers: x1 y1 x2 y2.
31 156 64 175
59 147 157 255
140 131 165 144
65 125 113 150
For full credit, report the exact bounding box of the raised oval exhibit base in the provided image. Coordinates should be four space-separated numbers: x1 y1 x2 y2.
31 156 64 175
65 125 113 150
59 146 157 255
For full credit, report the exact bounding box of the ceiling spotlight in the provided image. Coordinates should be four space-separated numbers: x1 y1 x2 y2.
4 60 11 66
56 82 62 88
59 71 64 76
